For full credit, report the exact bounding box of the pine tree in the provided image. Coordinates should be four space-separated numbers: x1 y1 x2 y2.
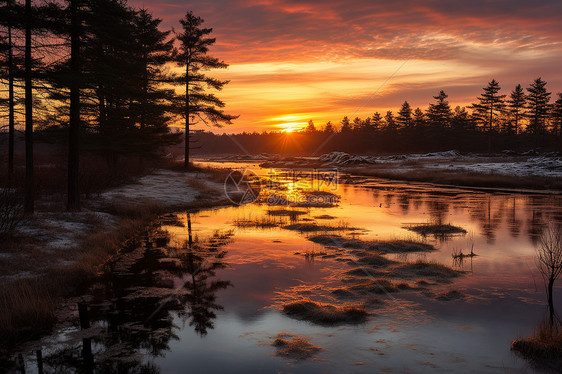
526 77 551 135
0 0 18 179
324 121 334 133
396 101 412 128
470 79 506 132
305 119 316 132
352 116 362 131
451 106 471 130
175 11 235 169
384 110 396 130
551 93 562 136
507 84 525 134
340 116 351 133
413 107 425 127
371 112 383 131
129 8 180 156
426 90 452 128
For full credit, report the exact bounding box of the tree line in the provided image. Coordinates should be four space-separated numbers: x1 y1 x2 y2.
189 78 561 156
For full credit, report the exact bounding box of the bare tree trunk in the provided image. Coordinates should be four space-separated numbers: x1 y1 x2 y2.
548 277 554 324
24 0 34 214
184 79 190 170
7 0 15 180
67 0 81 210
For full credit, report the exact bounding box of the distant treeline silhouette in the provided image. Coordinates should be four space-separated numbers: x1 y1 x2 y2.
0 0 231 211
189 80 562 156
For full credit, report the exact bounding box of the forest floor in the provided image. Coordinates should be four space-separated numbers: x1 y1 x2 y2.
0 164 232 348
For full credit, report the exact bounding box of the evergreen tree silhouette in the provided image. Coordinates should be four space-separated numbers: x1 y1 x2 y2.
174 11 236 169
507 84 526 135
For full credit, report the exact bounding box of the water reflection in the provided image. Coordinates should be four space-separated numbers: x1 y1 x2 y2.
6 166 562 373
11 216 233 373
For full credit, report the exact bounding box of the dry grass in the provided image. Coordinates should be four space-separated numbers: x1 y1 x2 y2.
308 234 436 254
393 261 461 281
234 216 279 228
511 320 562 371
282 299 368 325
0 200 164 349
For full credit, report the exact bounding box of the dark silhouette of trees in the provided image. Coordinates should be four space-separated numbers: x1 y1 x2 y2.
174 11 235 169
340 116 351 133
305 119 316 132
426 90 452 128
396 101 412 128
526 77 551 136
371 112 383 130
24 0 33 213
551 93 562 136
0 0 18 179
67 0 80 210
470 79 506 132
384 110 396 130
507 84 525 135
412 107 425 128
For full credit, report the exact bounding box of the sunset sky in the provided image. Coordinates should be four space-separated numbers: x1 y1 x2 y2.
131 0 562 133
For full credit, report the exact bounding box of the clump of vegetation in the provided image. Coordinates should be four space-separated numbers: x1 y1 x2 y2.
511 320 562 371
234 216 279 228
308 235 436 254
272 334 323 360
283 222 354 232
282 299 368 325
268 209 307 218
393 261 461 281
355 253 396 267
404 223 467 236
314 214 336 220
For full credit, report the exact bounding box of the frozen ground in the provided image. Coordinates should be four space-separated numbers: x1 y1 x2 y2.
100 169 223 207
1 169 225 281
319 151 562 178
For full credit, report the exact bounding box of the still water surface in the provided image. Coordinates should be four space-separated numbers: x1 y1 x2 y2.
10 162 562 373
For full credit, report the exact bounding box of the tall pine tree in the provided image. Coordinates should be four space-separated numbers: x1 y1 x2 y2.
426 90 452 128
526 77 551 136
507 84 525 135
175 11 235 169
470 79 505 132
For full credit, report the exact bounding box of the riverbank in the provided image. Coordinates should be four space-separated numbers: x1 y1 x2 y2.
0 165 232 350
252 151 562 192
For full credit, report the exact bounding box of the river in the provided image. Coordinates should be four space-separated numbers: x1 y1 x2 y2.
7 161 562 373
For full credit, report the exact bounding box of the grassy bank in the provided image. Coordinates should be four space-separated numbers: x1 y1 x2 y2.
344 166 562 192
0 165 232 351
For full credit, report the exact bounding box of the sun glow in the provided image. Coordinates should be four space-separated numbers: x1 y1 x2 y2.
268 115 308 133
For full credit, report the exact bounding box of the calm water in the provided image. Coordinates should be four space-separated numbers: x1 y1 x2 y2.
7 162 562 373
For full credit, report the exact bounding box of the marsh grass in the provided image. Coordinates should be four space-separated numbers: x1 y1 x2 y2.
282 299 368 325
403 223 467 236
234 216 279 228
511 319 562 370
